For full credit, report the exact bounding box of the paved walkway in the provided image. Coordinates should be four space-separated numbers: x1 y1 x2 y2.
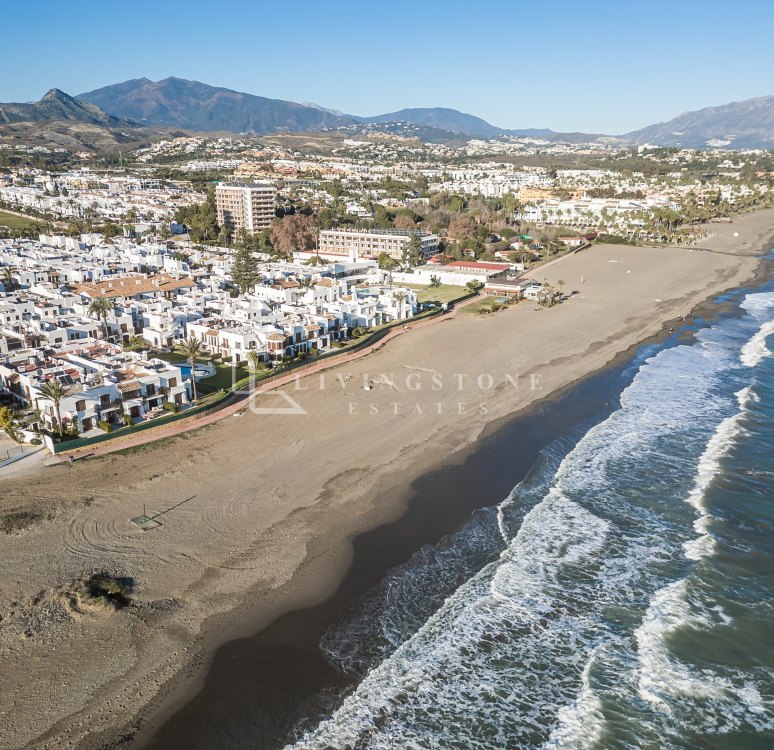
51 295 480 462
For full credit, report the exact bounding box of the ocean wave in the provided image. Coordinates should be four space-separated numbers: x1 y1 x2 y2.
740 320 774 367
683 386 754 560
740 291 774 367
634 579 774 736
287 288 773 749
542 649 605 750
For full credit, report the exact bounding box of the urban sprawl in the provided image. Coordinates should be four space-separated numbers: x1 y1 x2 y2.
1 132 772 449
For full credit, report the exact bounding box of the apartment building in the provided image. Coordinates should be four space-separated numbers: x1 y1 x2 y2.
215 181 276 234
315 228 439 262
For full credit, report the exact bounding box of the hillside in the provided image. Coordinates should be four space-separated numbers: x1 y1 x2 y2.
78 77 357 133
7 79 774 151
626 95 774 149
0 89 128 126
357 107 504 138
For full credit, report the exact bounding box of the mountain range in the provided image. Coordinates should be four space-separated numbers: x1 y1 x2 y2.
78 77 356 134
76 78 609 143
0 88 177 153
1 77 773 151
626 95 774 149
0 88 129 127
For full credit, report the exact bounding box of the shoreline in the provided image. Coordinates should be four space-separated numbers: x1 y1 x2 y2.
1 210 773 750
130 252 774 750
129 332 662 750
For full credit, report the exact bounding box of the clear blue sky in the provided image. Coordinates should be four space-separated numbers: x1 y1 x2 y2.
4 0 774 134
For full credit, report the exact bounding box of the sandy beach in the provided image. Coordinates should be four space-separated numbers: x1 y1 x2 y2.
1 209 773 750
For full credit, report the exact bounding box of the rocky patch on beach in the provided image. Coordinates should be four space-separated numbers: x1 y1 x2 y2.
0 572 133 641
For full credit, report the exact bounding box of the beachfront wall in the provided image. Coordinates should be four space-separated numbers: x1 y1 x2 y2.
45 391 236 454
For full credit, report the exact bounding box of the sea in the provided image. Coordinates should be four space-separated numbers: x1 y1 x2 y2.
283 285 774 750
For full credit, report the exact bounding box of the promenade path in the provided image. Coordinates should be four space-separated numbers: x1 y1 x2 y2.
51 294 481 462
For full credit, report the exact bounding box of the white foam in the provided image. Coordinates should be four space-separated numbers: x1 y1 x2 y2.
635 581 774 734
739 291 774 367
740 319 774 367
542 650 605 750
682 386 753 560
289 294 771 749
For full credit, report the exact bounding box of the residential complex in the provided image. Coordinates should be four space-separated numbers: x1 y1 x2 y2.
215 181 276 234
0 231 418 440
313 228 439 262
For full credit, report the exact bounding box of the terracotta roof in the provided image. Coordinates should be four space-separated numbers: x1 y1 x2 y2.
117 380 141 393
72 274 196 299
267 333 284 342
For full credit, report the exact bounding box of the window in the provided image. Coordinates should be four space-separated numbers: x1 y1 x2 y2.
76 399 86 411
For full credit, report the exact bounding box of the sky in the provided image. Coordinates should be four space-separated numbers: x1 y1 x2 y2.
4 0 774 134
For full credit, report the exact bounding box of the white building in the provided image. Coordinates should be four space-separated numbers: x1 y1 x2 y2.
215 182 276 234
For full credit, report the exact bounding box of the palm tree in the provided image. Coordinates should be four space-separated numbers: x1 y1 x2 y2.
2 266 16 291
175 337 205 401
39 379 73 438
246 350 263 370
557 279 566 298
88 297 114 340
394 291 406 321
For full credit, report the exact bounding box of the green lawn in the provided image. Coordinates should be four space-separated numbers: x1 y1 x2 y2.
0 210 40 231
409 284 469 304
153 352 249 394
461 297 509 316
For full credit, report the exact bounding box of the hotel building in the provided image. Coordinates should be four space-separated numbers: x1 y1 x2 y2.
215 182 276 234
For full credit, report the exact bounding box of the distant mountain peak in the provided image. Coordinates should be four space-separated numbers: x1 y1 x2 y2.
42 88 72 101
77 77 357 134
0 88 130 127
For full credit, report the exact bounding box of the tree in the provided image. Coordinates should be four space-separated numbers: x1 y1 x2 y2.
402 233 423 267
0 406 20 442
270 214 316 257
2 266 16 291
394 212 416 230
232 245 260 295
102 223 119 241
127 335 145 350
377 252 397 270
447 217 476 242
557 279 566 298
175 188 218 243
88 297 115 340
246 350 264 371
175 337 205 402
429 275 441 288
39 379 73 438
